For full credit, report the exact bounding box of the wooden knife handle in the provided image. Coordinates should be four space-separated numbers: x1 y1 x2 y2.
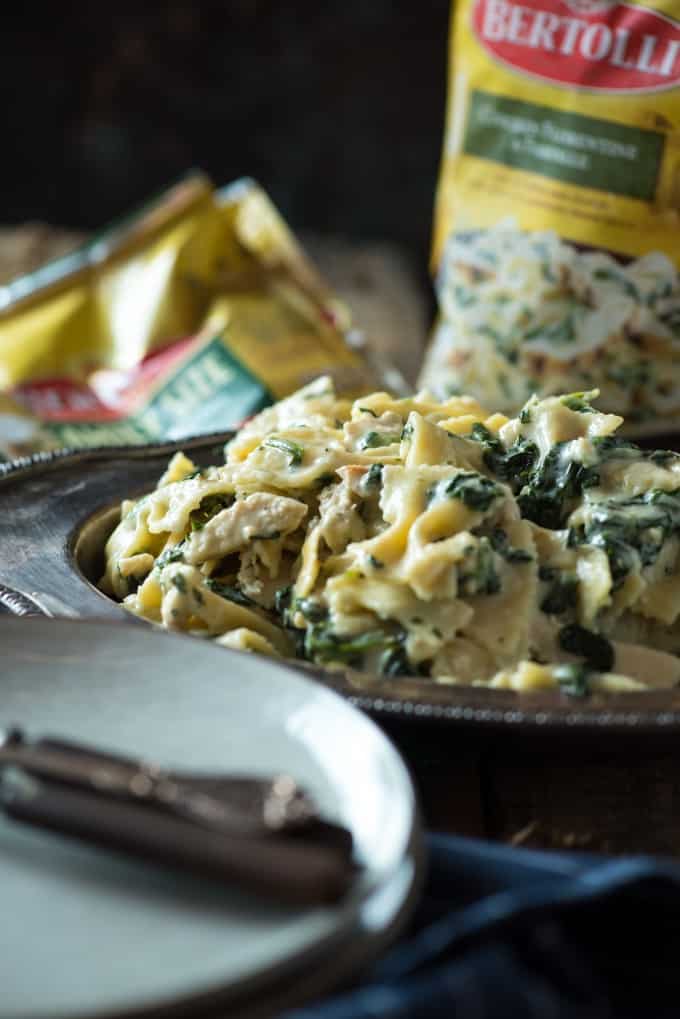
1 772 355 906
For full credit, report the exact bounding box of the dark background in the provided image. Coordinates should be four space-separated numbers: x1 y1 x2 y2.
1 2 450 277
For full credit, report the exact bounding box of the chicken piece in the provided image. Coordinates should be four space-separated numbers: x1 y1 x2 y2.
318 480 366 553
185 493 307 563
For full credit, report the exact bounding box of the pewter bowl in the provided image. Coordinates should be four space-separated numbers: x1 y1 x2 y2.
8 436 680 852
3 433 680 736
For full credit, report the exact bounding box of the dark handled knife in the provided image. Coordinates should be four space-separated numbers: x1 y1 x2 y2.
0 727 356 905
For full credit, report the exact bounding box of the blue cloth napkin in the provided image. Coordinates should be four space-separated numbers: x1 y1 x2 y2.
284 834 680 1018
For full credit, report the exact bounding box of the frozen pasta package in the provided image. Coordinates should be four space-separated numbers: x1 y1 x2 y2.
0 173 392 461
422 0 680 436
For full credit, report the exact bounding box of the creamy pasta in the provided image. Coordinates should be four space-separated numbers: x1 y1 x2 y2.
100 376 680 695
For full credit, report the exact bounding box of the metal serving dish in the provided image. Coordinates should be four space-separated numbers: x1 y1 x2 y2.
4 436 680 853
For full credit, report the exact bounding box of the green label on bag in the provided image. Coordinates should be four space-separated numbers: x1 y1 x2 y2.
463 90 664 202
34 335 271 452
137 335 270 439
46 418 154 449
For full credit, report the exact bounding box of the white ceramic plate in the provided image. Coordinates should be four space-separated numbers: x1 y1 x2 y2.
0 618 422 1019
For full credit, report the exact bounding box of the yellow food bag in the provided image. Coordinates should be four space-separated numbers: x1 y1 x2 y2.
0 173 390 459
422 0 680 435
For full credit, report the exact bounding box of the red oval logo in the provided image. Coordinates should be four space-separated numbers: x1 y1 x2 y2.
472 0 680 93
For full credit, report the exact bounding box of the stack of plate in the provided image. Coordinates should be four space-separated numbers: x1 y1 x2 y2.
1 619 422 1019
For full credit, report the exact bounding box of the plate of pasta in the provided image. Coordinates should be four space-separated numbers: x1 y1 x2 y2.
5 375 680 729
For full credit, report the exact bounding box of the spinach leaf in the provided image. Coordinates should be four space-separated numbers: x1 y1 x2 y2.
469 424 538 489
539 566 578 615
379 644 428 677
316 473 336 487
155 541 186 570
560 391 596 413
294 597 328 623
459 538 501 597
517 443 597 529
558 624 613 672
205 579 256 608
436 472 503 512
264 437 304 466
554 663 591 698
380 645 411 677
274 585 292 617
571 488 680 587
189 493 234 531
364 463 384 489
304 625 398 666
489 528 533 563
591 436 641 461
359 431 399 450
